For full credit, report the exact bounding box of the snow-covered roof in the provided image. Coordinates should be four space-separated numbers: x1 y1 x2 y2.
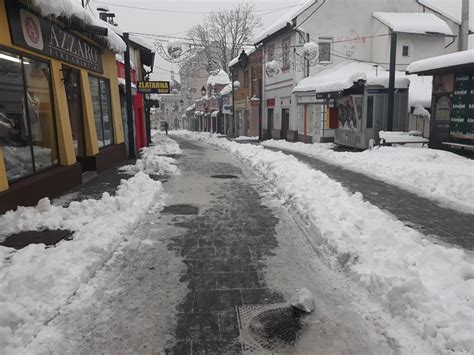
406 49 474 74
418 0 474 31
229 46 257 68
220 83 233 96
373 12 453 35
29 0 126 53
117 77 137 89
186 104 196 111
406 74 432 108
253 0 316 44
207 69 231 86
293 62 410 94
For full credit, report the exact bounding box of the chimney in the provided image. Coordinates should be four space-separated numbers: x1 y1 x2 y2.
459 0 469 51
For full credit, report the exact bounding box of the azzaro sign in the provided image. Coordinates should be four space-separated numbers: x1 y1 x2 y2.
6 1 103 73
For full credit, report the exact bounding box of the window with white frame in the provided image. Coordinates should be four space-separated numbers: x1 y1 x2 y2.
402 44 411 57
318 37 332 63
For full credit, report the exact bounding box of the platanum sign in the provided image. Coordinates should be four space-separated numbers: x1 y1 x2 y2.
6 1 104 73
137 81 170 94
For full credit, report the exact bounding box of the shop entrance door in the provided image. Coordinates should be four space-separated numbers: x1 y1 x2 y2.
281 108 289 140
64 67 85 158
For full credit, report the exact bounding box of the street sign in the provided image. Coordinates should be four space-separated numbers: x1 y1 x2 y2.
137 81 170 94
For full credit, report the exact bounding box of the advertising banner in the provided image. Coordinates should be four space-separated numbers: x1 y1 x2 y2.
7 1 103 73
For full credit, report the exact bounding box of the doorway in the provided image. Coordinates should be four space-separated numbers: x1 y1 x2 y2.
281 108 289 139
63 67 85 158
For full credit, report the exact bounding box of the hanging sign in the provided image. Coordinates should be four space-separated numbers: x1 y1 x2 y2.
6 1 103 73
450 73 474 140
137 81 170 94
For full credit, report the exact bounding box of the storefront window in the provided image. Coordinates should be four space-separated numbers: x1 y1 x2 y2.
89 75 114 148
0 51 58 182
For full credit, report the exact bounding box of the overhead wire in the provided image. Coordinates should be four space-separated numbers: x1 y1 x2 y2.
90 1 305 15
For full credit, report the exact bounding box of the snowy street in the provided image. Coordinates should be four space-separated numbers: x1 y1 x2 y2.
0 132 471 354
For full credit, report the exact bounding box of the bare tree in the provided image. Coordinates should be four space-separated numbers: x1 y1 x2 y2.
185 3 261 74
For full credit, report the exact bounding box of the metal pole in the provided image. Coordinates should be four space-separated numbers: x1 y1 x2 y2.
258 79 262 141
123 33 135 159
387 31 397 131
230 67 235 137
460 0 470 51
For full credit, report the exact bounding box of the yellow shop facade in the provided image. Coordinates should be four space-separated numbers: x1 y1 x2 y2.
0 0 127 213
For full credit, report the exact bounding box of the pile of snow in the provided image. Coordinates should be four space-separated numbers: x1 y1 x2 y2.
0 172 162 353
407 74 432 110
207 69 231 86
413 104 431 118
294 62 410 93
407 49 474 74
373 12 453 35
30 0 126 53
290 288 315 313
120 132 181 176
263 140 474 214
173 130 474 354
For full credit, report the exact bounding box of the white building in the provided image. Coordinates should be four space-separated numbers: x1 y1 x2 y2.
255 0 467 144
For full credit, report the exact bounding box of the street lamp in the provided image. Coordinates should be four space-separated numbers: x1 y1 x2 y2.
201 86 207 96
238 50 249 70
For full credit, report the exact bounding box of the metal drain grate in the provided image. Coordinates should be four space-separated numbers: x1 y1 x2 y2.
238 303 305 353
162 204 199 215
211 174 238 179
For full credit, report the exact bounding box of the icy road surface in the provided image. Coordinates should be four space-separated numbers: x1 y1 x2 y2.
25 137 430 354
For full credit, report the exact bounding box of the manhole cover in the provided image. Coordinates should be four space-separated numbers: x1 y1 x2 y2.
162 204 199 215
0 229 73 250
211 174 238 179
238 303 306 353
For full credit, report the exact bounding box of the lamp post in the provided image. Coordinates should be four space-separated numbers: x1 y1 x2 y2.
201 86 207 97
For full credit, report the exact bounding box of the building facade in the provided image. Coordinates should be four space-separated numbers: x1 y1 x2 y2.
0 0 126 213
255 0 464 145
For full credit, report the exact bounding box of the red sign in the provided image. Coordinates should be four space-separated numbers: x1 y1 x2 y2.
267 98 275 107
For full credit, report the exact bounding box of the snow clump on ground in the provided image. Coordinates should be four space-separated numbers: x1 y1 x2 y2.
120 132 181 176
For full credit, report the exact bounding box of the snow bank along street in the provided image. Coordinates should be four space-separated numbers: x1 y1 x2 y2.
263 140 474 214
0 133 181 353
174 131 474 354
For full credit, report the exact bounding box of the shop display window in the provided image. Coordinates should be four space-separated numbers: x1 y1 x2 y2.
89 75 114 148
0 50 58 182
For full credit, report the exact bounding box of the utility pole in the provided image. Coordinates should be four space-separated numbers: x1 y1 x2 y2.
460 0 470 51
123 33 136 159
387 31 397 131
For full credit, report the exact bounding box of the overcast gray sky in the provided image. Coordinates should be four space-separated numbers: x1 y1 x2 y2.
90 0 304 80
89 0 473 81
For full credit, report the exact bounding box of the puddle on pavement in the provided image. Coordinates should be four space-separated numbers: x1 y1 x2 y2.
210 174 239 179
162 204 199 215
0 229 74 249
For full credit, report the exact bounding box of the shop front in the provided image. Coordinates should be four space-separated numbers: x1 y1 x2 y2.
407 50 474 151
0 0 126 213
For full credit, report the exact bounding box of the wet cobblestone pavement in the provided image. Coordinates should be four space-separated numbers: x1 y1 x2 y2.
166 139 284 354
264 146 474 250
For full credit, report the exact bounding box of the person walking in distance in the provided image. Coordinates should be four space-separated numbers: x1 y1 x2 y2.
164 121 169 135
